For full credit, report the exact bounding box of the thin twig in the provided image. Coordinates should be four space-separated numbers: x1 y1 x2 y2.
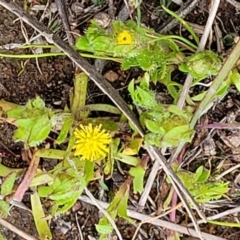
138 160 161 208
55 0 74 46
158 0 199 33
226 0 240 10
190 205 240 226
84 187 123 240
216 163 240 180
75 213 84 240
0 218 37 240
79 195 225 240
132 203 182 240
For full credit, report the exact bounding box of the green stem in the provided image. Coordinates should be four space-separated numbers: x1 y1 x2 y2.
0 51 123 62
0 52 66 58
207 220 240 227
162 5 199 44
147 34 198 51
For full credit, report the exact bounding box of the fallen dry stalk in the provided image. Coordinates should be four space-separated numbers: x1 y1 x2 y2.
0 218 37 240
80 195 225 240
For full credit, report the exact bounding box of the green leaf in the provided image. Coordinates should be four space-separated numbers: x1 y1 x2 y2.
1 172 17 196
145 119 164 133
85 104 121 114
84 160 95 182
137 49 153 70
115 152 139 166
99 179 109 191
162 5 199 44
179 51 222 81
91 36 112 52
191 91 206 102
96 224 113 235
229 68 240 92
38 165 87 217
129 165 145 193
28 115 52 146
70 72 88 117
174 163 229 203
0 163 22 177
7 106 24 118
38 185 54 197
104 138 119 176
55 114 74 144
0 200 10 218
81 118 119 132
144 132 164 147
31 191 52 240
161 125 193 147
0 231 6 240
75 36 91 51
128 79 158 109
194 165 203 182
30 171 53 187
194 166 210 183
7 97 54 147
122 137 143 155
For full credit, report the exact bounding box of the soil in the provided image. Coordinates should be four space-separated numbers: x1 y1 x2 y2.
1 0 240 240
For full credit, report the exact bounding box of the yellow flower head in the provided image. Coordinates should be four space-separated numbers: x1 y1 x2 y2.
73 123 111 161
116 30 133 45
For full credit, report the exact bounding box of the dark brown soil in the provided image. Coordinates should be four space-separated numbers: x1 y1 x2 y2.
1 0 240 240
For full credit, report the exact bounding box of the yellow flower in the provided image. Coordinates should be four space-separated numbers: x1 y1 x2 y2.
73 123 111 161
116 30 133 45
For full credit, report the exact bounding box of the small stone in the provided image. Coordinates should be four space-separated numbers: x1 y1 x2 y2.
103 70 119 82
94 12 111 28
202 137 216 156
53 100 62 105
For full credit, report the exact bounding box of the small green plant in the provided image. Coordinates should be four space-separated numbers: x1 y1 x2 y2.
166 163 229 204
75 18 221 102
128 73 194 147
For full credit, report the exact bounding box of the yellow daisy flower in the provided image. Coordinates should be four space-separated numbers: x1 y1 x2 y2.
116 30 133 45
73 123 111 161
